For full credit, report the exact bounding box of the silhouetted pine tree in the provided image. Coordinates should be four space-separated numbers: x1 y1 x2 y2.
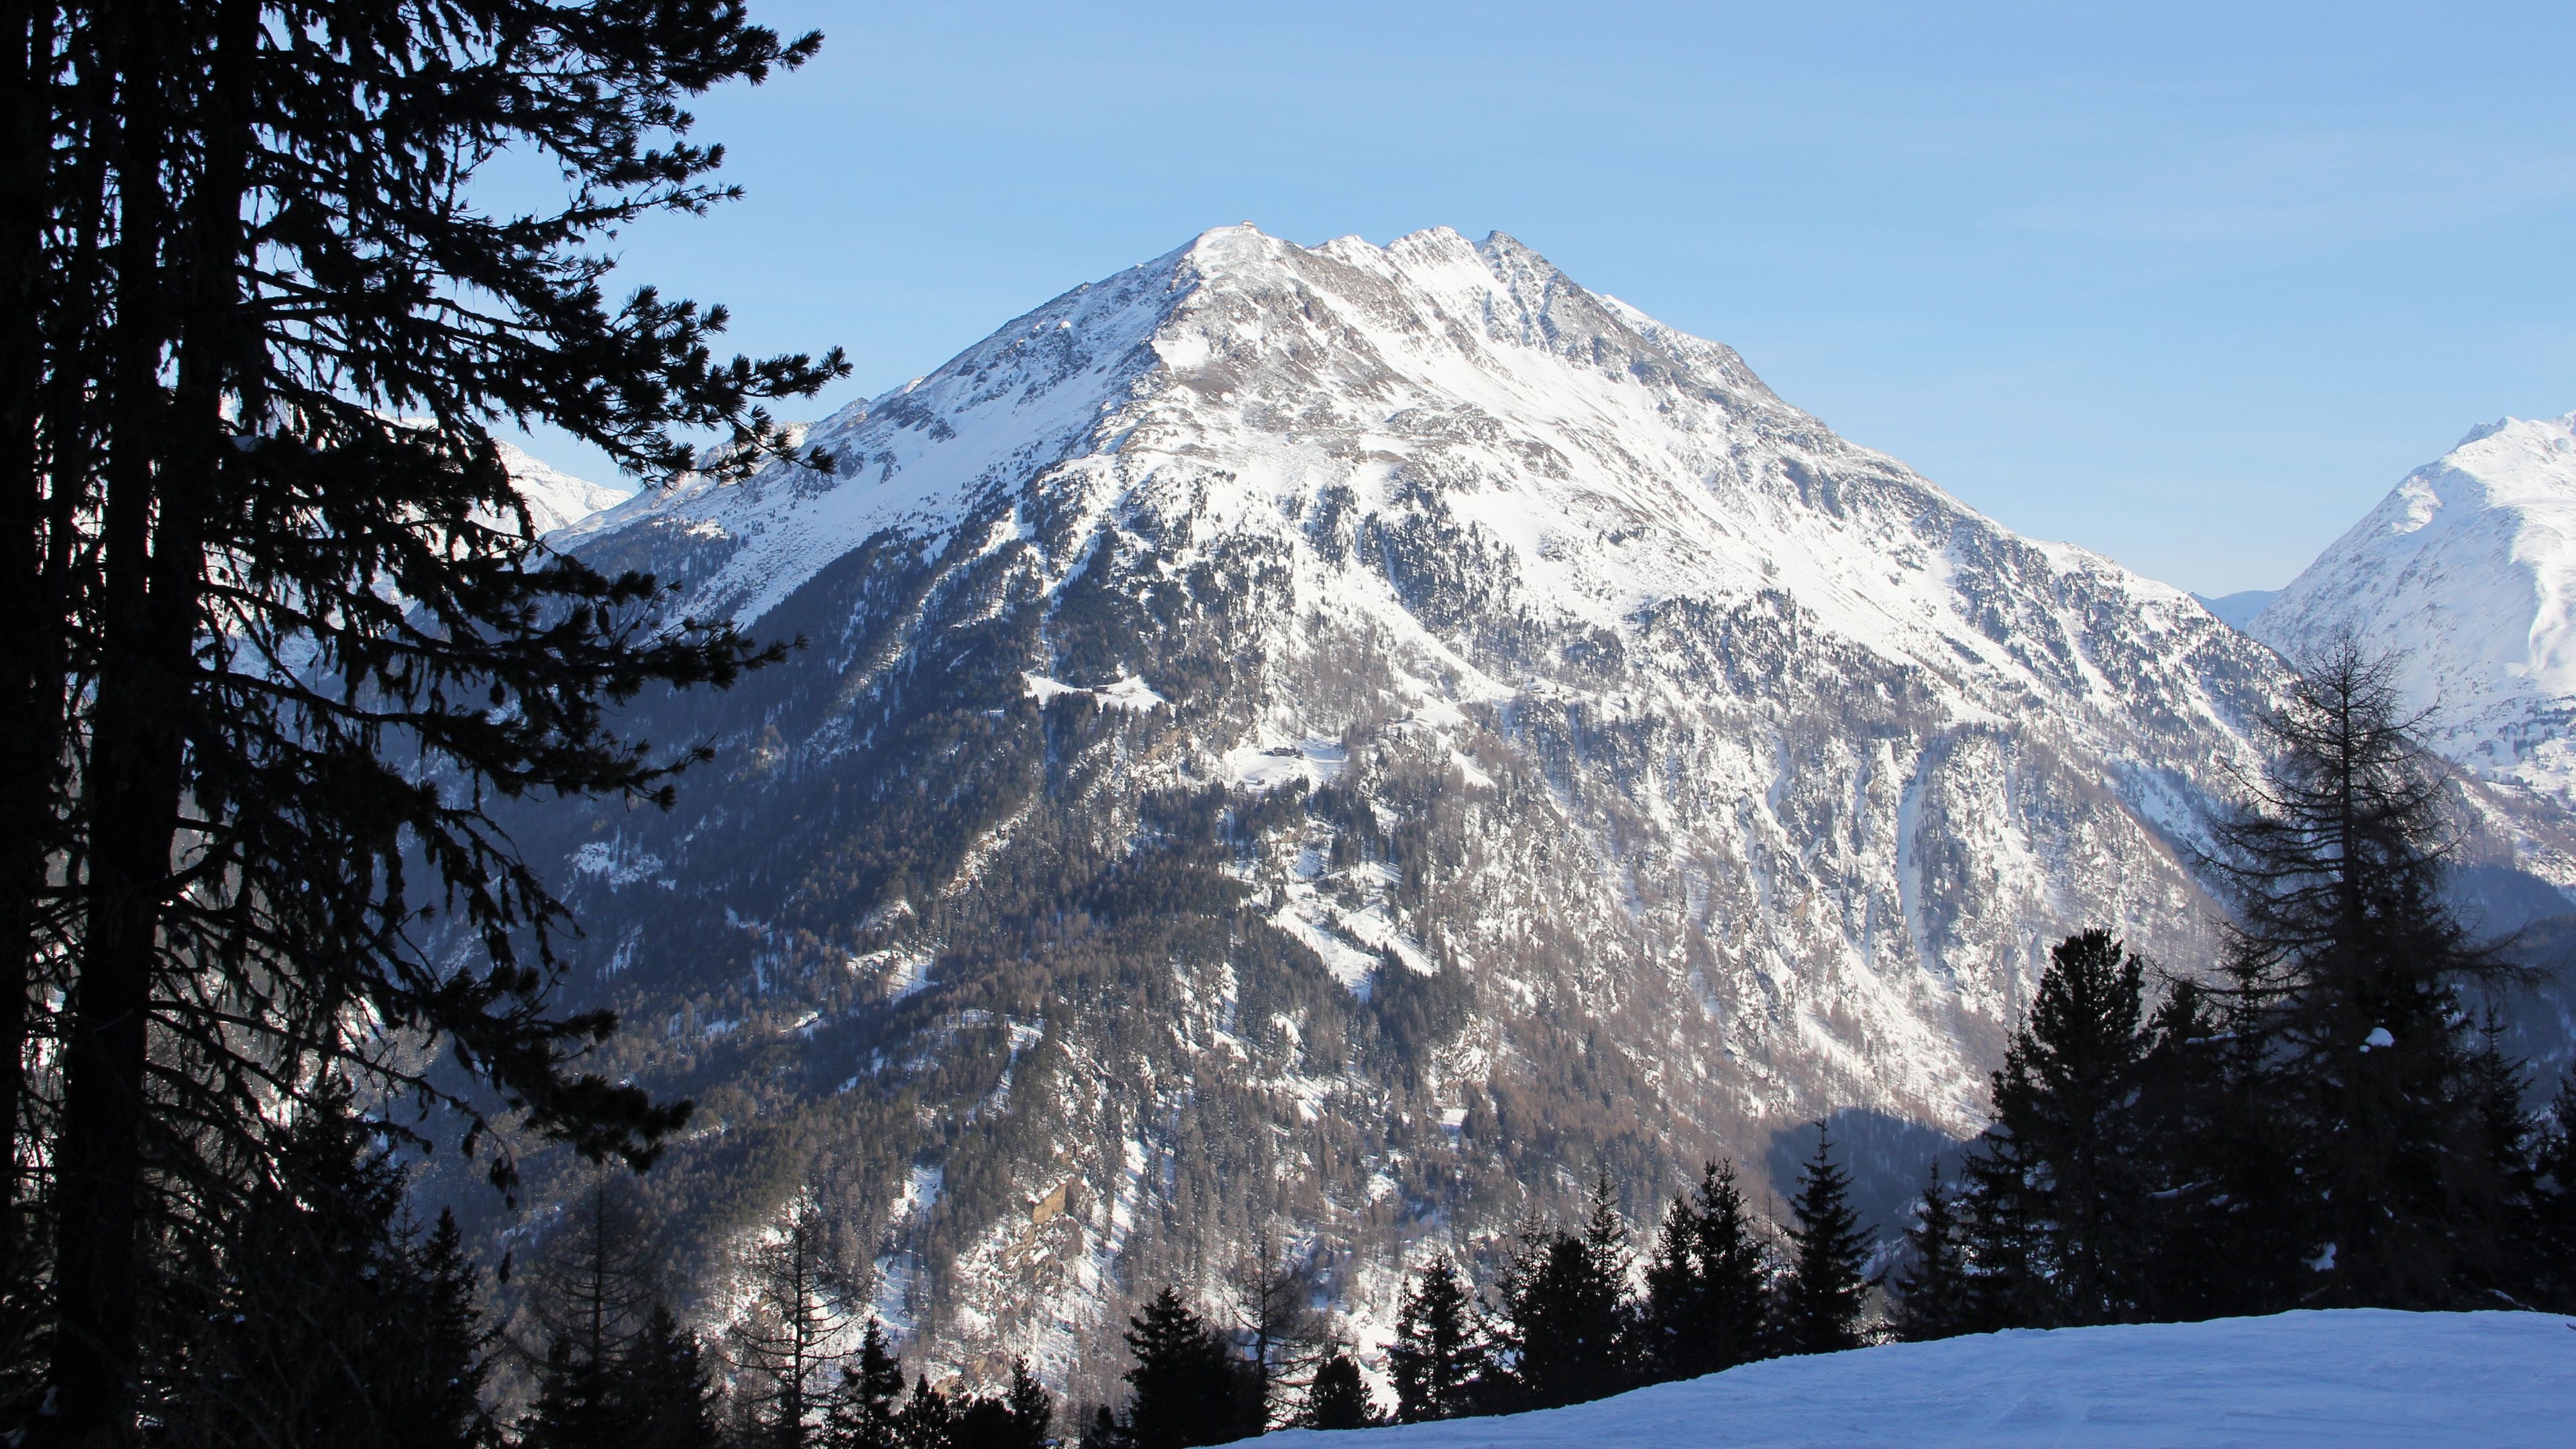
1773 1129 1873 1355
1889 1161 1976 1342
2206 643 2524 1307
1491 1173 1636 1410
1959 930 2157 1326
158 1098 496 1448
23 3 842 1436
896 1375 957 1449
2124 978 2306 1320
735 1203 849 1449
1300 1350 1378 1429
1120 1288 1247 1449
607 1305 720 1449
2532 1075 2576 1310
826 1319 907 1449
1641 1159 1772 1380
1387 1257 1484 1422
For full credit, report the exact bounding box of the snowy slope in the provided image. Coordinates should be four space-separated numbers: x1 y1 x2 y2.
1270 1311 2573 1449
2256 413 2576 802
525 225 2303 1395
496 439 634 537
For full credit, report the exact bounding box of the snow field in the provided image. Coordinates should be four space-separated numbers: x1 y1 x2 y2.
1269 1310 2575 1448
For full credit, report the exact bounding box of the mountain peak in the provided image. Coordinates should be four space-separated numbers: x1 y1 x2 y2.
2256 406 2576 794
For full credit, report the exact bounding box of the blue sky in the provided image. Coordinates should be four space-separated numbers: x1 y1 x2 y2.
508 1 2576 596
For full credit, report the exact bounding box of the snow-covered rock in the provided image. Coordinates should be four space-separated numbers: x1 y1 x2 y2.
496 439 634 537
2255 413 2576 807
1269 1310 2573 1448
515 225 2318 1395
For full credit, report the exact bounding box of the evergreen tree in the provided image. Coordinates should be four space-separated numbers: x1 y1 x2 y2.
157 1097 497 1448
1079 1404 1132 1449
1387 1256 1483 1422
1491 1173 1636 1410
1004 1359 1056 1449
1640 1160 1771 1380
2124 977 2307 1321
1888 1162 1975 1342
2531 1075 2576 1311
1300 1350 1379 1430
1119 1287 1245 1449
520 1181 662 1449
15 4 844 1438
623 1305 727 1449
1958 930 2157 1327
1772 1128 1872 1355
2206 643 2523 1307
826 1319 907 1449
895 1375 958 1449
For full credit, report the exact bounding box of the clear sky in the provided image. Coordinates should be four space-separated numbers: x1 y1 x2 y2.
506 1 2576 597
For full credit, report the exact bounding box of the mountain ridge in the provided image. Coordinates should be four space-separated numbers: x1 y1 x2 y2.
482 225 2369 1394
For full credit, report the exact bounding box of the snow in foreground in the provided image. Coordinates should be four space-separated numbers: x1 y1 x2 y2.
1270 1311 2573 1448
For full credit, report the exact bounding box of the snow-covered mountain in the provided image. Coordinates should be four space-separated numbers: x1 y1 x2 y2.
497 438 634 536
500 225 2308 1394
2255 413 2576 808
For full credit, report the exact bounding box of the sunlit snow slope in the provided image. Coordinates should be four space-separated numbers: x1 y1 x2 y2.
2257 413 2576 809
1269 1310 2573 1449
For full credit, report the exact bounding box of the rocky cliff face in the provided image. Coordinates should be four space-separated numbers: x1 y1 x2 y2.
490 225 2298 1395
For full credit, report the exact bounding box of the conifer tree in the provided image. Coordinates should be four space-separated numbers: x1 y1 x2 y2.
1888 1162 1975 1342
1641 1160 1771 1379
1959 930 2156 1326
2531 1075 2576 1311
1119 1287 1244 1449
1229 1242 1323 1430
15 4 845 1438
623 1305 727 1449
1387 1256 1483 1422
521 1181 662 1449
1491 1173 1636 1410
895 1375 957 1449
1772 1128 1872 1355
1301 1350 1379 1430
826 1319 907 1449
1003 1359 1056 1449
158 1097 497 1448
2206 643 2523 1307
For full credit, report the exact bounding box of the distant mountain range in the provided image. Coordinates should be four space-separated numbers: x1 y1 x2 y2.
482 229 2573 1397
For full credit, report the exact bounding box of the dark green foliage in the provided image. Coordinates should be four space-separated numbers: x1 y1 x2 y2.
2204 645 2528 1307
1640 1160 1771 1378
1387 1257 1484 1422
1300 1351 1379 1430
1958 930 2156 1327
13 0 843 1438
156 1100 497 1448
622 1306 727 1449
1888 1163 1975 1342
1118 1288 1252 1449
1772 1130 1872 1356
2533 1076 2576 1309
825 1320 907 1449
1489 1173 1637 1411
